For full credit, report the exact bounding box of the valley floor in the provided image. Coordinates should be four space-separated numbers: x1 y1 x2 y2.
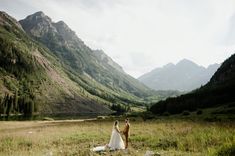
0 119 234 156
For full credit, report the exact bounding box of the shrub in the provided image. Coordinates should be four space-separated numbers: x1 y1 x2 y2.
196 110 203 115
110 104 126 115
127 112 139 117
162 112 170 116
182 111 190 116
141 111 155 121
204 117 221 122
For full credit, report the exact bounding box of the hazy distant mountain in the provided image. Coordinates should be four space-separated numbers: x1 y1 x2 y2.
138 59 220 91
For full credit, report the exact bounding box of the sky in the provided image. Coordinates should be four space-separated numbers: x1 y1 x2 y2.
1 0 235 78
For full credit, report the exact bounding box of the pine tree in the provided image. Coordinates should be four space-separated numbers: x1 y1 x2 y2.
6 95 13 116
28 100 34 116
13 91 18 114
0 98 3 115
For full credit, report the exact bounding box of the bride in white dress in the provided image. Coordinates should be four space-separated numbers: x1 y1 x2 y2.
107 120 125 150
92 120 125 152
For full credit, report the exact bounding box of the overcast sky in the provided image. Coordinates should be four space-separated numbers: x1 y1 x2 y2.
1 0 235 78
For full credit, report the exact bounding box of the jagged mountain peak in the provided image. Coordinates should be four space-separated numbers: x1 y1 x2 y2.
93 49 124 73
27 11 50 21
19 11 82 44
52 20 78 42
19 11 55 37
163 63 174 68
53 20 71 32
55 20 67 26
31 11 46 17
178 58 193 63
21 11 52 24
177 59 199 67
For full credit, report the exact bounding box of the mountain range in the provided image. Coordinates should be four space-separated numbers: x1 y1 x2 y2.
0 11 145 115
138 59 220 91
0 11 182 116
2 10 232 118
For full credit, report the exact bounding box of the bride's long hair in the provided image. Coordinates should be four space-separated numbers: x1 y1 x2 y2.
113 120 119 128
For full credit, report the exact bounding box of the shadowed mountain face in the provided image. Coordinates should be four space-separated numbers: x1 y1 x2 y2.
150 54 235 115
208 54 235 86
138 59 220 91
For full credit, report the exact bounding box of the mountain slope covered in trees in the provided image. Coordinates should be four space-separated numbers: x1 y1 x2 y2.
150 54 235 115
0 11 112 116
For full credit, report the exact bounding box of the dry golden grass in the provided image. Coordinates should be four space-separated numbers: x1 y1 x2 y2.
0 119 234 156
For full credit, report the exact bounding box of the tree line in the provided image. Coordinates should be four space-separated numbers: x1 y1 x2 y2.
110 103 131 115
0 93 36 117
150 83 235 115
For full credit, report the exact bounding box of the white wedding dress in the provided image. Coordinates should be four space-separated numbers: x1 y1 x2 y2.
92 126 125 152
108 126 125 150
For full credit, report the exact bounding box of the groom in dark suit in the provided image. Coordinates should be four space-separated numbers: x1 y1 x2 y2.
122 118 130 149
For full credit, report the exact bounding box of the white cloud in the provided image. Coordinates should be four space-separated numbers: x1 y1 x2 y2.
1 0 235 78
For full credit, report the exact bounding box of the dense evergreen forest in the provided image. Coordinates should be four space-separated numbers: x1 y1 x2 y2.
0 93 36 117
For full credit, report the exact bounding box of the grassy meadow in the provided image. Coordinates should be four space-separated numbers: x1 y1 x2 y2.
0 118 234 156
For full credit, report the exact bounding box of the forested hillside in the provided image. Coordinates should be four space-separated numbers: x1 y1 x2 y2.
0 11 111 116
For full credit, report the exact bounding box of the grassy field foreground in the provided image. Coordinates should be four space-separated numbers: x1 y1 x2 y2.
0 119 234 156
